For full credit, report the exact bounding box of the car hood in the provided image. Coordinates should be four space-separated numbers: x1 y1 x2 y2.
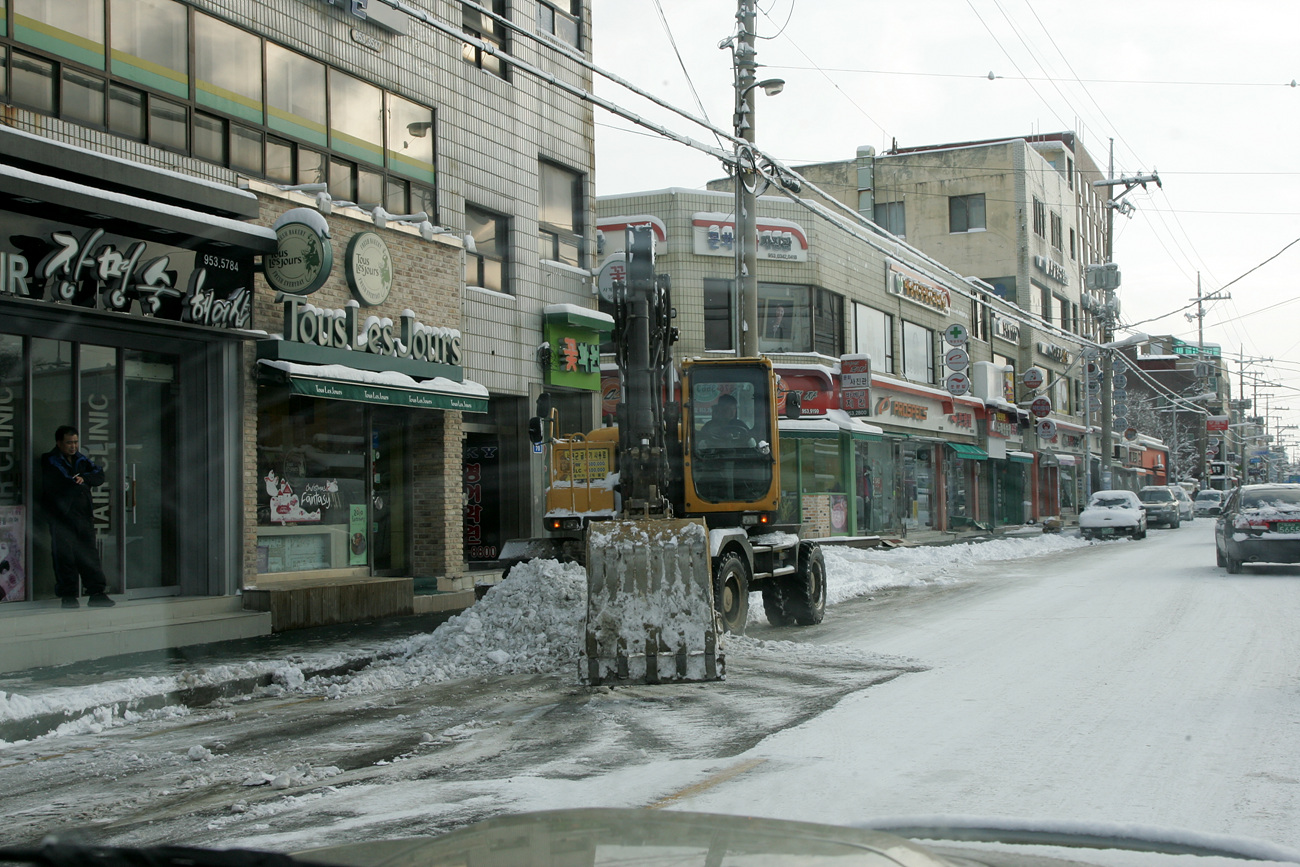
292 810 1300 867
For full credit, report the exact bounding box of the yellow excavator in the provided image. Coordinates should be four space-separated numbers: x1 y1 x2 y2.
502 225 826 684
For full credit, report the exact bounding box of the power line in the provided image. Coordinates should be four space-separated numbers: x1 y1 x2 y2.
766 65 1296 88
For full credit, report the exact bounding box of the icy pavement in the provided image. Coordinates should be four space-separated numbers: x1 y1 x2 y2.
0 531 1090 747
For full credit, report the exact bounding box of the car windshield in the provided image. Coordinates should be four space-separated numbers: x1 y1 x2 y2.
1195 491 1222 502
1138 489 1174 503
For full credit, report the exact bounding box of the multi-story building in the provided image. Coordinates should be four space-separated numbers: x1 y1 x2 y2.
0 0 596 671
596 184 1102 539
790 134 1135 498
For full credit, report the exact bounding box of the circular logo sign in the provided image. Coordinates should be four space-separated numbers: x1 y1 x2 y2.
265 213 332 295
1030 396 1052 418
944 346 970 371
1036 418 1058 439
945 371 971 396
1022 367 1045 390
346 231 394 307
1112 373 1129 389
1124 427 1139 442
943 323 969 346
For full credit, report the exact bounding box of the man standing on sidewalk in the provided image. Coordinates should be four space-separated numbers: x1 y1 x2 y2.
41 426 115 609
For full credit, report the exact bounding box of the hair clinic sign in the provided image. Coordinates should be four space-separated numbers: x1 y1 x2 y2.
0 217 252 329
278 294 462 366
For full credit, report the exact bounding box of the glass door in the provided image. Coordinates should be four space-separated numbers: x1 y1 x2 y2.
123 350 178 594
370 409 408 574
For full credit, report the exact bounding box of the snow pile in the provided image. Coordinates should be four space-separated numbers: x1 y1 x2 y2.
819 532 1089 608
317 559 589 697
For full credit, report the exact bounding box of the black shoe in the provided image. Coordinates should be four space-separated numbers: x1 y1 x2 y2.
87 594 116 608
61 597 80 609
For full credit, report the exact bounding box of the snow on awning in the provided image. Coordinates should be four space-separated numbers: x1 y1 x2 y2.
1006 451 1035 464
948 442 989 461
779 409 884 441
543 303 615 332
0 162 276 253
258 358 488 413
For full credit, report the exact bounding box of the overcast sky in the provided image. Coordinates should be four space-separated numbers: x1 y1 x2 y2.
589 1 1300 436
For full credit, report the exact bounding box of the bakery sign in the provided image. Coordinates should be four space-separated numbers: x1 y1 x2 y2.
988 409 1017 439
1037 341 1072 365
0 214 252 329
887 262 951 315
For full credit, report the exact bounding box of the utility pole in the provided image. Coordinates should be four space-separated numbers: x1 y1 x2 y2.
1091 142 1160 490
1187 271 1230 486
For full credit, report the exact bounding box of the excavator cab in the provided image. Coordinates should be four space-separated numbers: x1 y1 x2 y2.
682 358 781 522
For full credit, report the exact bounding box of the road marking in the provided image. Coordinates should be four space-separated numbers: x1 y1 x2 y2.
647 757 767 809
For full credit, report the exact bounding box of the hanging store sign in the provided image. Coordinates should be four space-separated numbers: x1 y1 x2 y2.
1034 255 1070 285
345 231 393 306
993 314 1021 344
887 262 951 315
840 356 872 417
1037 341 1072 365
688 213 809 261
775 369 837 417
989 409 1017 439
0 215 253 330
543 321 603 391
265 209 333 296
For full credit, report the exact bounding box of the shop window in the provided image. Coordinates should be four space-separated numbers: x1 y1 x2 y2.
357 166 383 208
539 160 583 267
853 303 893 373
61 66 105 128
231 123 263 175
462 0 507 78
329 68 383 167
256 392 370 574
703 278 735 351
465 205 509 293
109 0 188 98
298 148 327 187
14 0 104 69
194 12 263 125
0 47 7 102
949 193 986 233
759 284 809 353
149 95 187 153
266 42 326 147
1050 211 1063 250
384 177 409 215
385 93 436 185
1033 197 1046 237
9 50 55 114
329 157 356 202
266 137 295 184
813 287 843 357
874 200 905 237
193 112 227 165
902 321 935 384
537 0 581 48
108 82 145 140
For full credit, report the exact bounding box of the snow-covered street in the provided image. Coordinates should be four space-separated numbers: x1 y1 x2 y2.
2 521 1297 855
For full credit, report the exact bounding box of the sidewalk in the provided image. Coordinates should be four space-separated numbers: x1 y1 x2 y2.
0 525 1064 746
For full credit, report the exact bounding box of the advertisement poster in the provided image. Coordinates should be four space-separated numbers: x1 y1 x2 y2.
0 505 26 602
348 504 368 566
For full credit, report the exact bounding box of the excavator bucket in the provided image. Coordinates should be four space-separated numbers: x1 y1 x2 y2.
583 518 721 685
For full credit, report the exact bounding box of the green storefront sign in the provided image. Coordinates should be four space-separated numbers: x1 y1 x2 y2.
543 307 613 391
287 375 487 412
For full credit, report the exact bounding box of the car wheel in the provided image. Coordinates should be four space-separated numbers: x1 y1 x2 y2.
1171 516 1180 529
1225 553 1243 575
713 551 750 634
789 541 827 626
1215 545 1226 567
1134 526 1147 540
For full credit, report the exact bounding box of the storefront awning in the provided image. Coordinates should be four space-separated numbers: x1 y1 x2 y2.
258 359 488 412
948 443 989 461
779 410 884 442
1007 451 1035 464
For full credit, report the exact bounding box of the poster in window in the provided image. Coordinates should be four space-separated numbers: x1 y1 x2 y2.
0 506 25 602
348 504 368 565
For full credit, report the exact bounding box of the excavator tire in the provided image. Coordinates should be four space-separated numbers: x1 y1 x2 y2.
761 583 797 627
787 541 827 626
713 550 750 634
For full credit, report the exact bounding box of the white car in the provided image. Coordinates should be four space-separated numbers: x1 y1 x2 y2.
1079 489 1148 540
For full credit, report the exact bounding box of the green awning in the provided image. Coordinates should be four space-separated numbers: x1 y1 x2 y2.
948 443 989 461
285 374 488 412
1006 451 1035 464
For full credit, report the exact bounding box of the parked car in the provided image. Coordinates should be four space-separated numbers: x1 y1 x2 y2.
1137 486 1182 528
1195 488 1225 516
1214 483 1300 573
1080 490 1148 540
1169 486 1195 522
